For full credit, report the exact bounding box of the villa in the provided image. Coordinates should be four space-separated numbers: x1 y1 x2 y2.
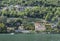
34 22 46 32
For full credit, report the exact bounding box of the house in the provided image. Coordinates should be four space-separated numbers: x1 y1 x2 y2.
18 26 24 30
2 7 8 10
34 22 46 32
14 5 20 8
7 27 15 32
51 23 57 28
15 26 24 33
6 24 23 33
14 5 25 11
15 25 31 33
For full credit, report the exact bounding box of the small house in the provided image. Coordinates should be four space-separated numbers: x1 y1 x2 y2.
14 5 25 11
7 27 15 32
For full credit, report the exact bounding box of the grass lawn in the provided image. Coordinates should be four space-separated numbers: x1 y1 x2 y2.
0 34 60 41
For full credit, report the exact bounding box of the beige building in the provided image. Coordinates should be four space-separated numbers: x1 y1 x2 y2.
7 27 15 32
35 22 46 31
18 26 24 31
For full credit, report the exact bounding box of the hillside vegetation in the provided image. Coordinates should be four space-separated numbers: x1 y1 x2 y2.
0 0 60 33
0 0 60 22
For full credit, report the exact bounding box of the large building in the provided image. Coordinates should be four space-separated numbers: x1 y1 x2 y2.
34 22 46 32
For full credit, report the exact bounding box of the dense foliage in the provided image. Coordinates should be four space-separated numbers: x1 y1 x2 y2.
0 0 60 22
0 0 60 33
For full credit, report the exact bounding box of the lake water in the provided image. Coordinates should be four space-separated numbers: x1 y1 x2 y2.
0 34 60 41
